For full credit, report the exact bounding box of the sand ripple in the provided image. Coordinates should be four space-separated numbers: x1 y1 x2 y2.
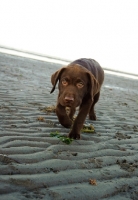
0 53 138 199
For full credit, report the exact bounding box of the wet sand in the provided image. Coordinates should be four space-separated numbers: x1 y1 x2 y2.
0 53 138 200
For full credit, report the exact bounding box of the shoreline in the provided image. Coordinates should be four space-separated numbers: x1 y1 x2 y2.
0 45 138 78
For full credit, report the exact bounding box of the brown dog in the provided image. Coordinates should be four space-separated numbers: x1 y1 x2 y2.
50 58 104 139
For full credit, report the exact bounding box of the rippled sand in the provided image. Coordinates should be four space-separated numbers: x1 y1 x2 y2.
0 53 138 200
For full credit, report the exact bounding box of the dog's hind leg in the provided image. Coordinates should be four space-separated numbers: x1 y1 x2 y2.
89 92 100 120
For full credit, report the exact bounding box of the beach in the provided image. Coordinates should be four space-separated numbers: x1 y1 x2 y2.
0 53 138 200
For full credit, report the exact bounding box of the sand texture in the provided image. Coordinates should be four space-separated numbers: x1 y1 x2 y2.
0 53 138 200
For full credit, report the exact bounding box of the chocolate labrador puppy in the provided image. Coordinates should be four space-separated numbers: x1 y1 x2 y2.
50 58 104 139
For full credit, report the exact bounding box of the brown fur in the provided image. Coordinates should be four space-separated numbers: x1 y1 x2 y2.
50 58 104 139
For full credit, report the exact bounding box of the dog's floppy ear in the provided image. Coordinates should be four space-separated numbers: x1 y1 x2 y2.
50 67 66 93
87 72 99 101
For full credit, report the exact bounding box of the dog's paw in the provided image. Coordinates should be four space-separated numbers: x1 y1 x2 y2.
58 118 72 128
68 131 80 139
89 113 97 120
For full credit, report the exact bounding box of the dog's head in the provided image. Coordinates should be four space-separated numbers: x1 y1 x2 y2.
50 64 99 108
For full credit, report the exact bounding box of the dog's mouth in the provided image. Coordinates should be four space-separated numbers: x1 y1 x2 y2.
62 101 80 110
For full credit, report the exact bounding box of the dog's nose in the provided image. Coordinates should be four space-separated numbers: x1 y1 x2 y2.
64 96 74 103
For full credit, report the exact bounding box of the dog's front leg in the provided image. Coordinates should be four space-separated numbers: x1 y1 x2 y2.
56 103 75 128
69 99 92 139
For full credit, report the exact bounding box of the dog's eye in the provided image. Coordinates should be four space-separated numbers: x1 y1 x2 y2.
76 82 84 88
62 80 68 86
